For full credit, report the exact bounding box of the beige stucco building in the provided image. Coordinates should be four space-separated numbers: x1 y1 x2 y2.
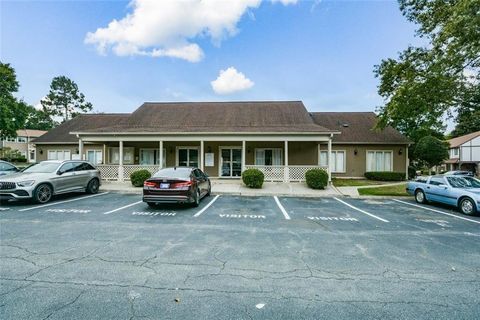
1 129 47 163
33 101 410 182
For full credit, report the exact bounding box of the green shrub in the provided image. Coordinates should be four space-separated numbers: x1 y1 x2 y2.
130 169 152 187
242 168 264 188
364 171 405 181
305 168 329 189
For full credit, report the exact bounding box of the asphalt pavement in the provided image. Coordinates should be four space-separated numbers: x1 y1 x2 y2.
1 191 480 319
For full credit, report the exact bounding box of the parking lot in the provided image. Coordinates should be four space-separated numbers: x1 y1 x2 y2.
1 192 480 319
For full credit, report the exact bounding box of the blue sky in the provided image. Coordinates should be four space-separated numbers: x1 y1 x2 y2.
1 0 421 114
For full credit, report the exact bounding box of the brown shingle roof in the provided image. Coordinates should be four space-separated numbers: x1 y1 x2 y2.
33 114 130 144
311 112 410 144
75 101 333 133
448 130 480 148
17 129 47 137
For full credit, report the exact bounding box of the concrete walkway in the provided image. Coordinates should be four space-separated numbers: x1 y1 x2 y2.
101 179 340 197
336 181 407 197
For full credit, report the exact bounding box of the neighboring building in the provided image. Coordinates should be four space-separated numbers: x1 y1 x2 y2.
32 101 410 182
0 129 47 163
445 130 480 175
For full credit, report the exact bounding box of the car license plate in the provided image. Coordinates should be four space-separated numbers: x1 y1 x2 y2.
159 183 170 189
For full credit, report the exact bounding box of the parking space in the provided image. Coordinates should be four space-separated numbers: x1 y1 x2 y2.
2 191 480 319
2 192 480 231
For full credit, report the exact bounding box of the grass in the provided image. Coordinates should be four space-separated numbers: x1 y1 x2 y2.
332 178 392 187
358 183 408 197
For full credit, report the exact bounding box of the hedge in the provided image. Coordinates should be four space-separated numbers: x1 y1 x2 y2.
130 169 152 187
364 171 405 181
242 168 264 188
305 168 329 189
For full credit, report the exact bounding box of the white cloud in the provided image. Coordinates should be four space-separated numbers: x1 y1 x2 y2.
85 0 298 62
211 67 254 94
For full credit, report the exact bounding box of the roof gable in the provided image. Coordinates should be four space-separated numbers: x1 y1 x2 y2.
310 112 410 144
448 131 480 148
77 101 333 133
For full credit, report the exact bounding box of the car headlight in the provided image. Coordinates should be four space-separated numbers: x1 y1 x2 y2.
17 180 35 187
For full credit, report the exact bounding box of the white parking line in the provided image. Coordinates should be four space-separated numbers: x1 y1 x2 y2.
274 196 291 220
103 201 143 215
333 197 389 223
19 192 109 212
0 207 10 211
393 199 480 225
193 195 220 217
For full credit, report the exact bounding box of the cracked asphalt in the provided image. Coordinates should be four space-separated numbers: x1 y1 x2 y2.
1 192 480 319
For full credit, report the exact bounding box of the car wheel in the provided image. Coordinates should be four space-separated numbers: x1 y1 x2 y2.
34 184 53 204
415 189 426 204
86 178 99 194
193 188 200 207
147 202 156 208
459 198 476 216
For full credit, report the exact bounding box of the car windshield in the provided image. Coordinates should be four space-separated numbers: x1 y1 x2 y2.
153 167 191 179
447 176 480 188
23 162 59 173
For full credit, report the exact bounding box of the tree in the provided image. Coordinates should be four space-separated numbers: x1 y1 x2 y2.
374 0 480 148
24 105 57 131
413 136 449 169
0 62 29 139
41 76 92 122
450 85 480 137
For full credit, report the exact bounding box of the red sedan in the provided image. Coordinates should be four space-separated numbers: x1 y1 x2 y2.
143 167 211 207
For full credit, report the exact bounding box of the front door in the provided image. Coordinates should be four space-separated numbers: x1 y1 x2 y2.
220 148 242 177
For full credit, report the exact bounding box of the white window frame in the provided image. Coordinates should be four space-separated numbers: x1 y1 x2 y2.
218 146 243 178
139 148 166 166
254 148 283 166
321 150 346 173
452 148 459 157
17 136 27 143
86 149 103 164
176 147 199 167
366 150 393 172
47 150 71 161
108 147 134 165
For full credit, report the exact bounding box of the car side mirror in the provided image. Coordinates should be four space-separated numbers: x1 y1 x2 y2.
57 170 64 175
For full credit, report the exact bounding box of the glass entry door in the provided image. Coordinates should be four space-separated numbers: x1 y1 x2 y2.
220 148 242 177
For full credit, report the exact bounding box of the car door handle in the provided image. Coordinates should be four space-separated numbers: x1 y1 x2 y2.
426 186 430 189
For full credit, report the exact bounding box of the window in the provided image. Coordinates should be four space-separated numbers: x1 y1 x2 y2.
17 137 27 143
177 148 198 167
74 162 95 171
429 177 445 186
58 162 75 174
108 147 134 164
87 150 103 164
140 148 166 166
0 163 17 172
367 151 393 172
319 150 345 173
29 150 35 161
6 137 16 142
255 149 283 165
47 150 71 160
452 148 459 157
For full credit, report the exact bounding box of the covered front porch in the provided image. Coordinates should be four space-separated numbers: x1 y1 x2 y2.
76 134 333 183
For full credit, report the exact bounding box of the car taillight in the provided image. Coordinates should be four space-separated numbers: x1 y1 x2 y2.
172 181 193 189
144 181 157 188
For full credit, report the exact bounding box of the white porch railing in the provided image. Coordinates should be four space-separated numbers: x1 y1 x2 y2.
244 165 328 182
98 165 328 182
97 165 160 181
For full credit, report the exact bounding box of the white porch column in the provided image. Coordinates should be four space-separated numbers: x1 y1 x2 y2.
103 144 106 164
241 141 246 173
284 140 289 182
118 140 124 182
200 140 204 171
78 138 84 160
159 140 164 169
327 136 332 182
